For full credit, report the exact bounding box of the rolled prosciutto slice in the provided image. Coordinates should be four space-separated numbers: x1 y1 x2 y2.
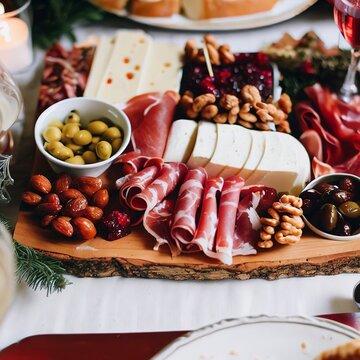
131 91 180 157
190 177 224 258
233 186 277 256
171 168 207 246
215 176 245 265
119 165 160 208
130 162 188 212
143 198 180 256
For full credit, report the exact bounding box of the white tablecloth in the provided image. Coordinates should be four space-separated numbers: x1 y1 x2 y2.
1 2 360 351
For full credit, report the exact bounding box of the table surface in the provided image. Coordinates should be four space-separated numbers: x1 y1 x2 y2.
2 0 360 352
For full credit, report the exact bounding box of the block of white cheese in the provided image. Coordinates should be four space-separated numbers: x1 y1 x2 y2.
280 132 311 195
163 120 198 163
96 30 152 105
237 129 266 181
214 124 252 179
84 36 115 98
138 42 183 94
187 121 217 169
247 131 298 193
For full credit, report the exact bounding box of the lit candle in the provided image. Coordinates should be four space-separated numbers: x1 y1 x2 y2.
0 4 32 73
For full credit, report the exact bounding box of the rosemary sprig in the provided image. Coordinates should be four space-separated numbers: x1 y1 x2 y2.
0 215 71 295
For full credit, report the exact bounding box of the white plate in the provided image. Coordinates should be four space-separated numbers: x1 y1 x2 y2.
152 315 360 360
98 0 318 31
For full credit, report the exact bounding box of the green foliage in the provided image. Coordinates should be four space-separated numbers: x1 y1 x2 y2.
32 0 105 49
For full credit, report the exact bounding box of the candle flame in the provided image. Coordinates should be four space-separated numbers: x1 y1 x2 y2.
0 3 4 15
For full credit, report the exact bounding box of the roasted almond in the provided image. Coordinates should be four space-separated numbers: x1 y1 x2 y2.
72 176 102 197
83 206 103 222
91 189 109 209
36 203 62 216
72 217 96 240
54 173 72 194
63 197 88 218
59 189 85 204
40 215 56 227
42 193 60 205
52 216 74 237
22 191 42 205
30 175 52 194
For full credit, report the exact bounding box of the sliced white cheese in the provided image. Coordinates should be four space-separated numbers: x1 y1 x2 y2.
237 130 266 181
163 119 198 163
247 131 298 193
96 30 152 105
280 132 311 195
138 42 183 94
187 121 217 169
218 125 252 179
84 36 115 98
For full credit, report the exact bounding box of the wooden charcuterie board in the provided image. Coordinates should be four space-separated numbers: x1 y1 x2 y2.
13 153 360 281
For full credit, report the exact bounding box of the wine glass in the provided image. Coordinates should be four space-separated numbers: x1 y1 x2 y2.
334 0 360 102
0 61 22 204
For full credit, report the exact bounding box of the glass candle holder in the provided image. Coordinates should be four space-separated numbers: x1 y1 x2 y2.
0 0 33 74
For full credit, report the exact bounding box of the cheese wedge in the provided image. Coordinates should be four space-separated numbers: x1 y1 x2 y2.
163 119 198 163
138 42 183 94
187 121 217 169
218 124 252 179
96 30 152 105
84 36 115 98
237 129 266 181
247 131 298 192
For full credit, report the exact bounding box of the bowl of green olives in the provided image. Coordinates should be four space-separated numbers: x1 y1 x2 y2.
300 173 360 241
35 97 131 177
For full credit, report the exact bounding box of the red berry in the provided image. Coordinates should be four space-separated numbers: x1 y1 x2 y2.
99 211 131 241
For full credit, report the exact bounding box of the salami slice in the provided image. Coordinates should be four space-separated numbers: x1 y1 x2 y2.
190 177 224 258
171 168 207 246
130 162 188 212
215 176 245 265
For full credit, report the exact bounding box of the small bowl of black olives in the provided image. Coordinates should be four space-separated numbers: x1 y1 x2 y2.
300 173 360 240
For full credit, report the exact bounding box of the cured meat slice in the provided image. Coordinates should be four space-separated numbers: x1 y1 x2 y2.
233 186 277 256
190 177 224 258
113 151 163 175
130 162 188 212
215 176 245 265
299 129 323 161
143 198 180 256
131 91 180 157
119 165 160 208
171 168 207 246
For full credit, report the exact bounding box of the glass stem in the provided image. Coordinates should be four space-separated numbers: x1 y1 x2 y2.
340 48 360 102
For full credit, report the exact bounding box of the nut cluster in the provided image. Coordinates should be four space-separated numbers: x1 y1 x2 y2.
179 85 292 133
22 174 109 240
258 194 305 249
184 34 235 65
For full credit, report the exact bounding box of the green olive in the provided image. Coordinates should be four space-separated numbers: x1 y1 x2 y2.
49 145 74 160
319 203 338 232
96 141 112 160
65 112 81 124
73 130 92 146
339 201 360 219
87 120 108 135
111 138 122 153
82 150 97 164
102 126 121 141
65 155 85 165
88 137 100 151
66 141 84 154
43 126 62 142
44 141 63 152
60 133 72 145
48 120 64 130
63 123 80 138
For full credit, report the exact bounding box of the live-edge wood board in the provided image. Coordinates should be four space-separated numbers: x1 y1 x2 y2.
13 153 360 281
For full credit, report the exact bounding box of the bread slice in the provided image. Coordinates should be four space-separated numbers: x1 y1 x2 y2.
130 0 180 17
182 0 278 20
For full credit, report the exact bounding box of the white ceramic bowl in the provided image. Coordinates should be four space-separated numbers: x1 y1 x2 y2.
301 173 360 241
35 98 131 177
